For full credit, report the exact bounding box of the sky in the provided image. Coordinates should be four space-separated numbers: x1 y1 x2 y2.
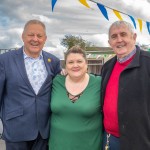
0 0 150 59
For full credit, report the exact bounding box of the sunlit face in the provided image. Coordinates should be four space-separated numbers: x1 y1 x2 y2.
65 53 88 79
22 24 47 58
108 24 137 58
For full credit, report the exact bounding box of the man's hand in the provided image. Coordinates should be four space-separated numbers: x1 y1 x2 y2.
61 69 67 76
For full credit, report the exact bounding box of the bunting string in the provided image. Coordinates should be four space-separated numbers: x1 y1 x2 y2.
88 0 149 34
51 0 150 34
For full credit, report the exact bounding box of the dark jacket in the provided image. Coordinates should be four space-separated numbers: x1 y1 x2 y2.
0 47 61 142
101 46 150 150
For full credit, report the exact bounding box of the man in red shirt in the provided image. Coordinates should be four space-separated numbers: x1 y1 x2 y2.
101 21 150 150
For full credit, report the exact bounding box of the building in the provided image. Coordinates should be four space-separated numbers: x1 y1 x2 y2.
85 47 115 74
0 48 17 54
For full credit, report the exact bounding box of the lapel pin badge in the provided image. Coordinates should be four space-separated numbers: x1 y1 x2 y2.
48 58 51 62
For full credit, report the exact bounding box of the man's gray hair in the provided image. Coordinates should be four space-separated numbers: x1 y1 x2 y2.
23 19 46 34
108 20 135 38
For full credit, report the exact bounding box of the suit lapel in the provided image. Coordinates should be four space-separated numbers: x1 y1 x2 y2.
42 51 51 79
14 47 35 93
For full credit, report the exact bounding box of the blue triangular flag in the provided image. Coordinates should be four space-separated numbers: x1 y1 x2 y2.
128 15 136 29
97 3 109 20
146 22 150 34
51 0 57 12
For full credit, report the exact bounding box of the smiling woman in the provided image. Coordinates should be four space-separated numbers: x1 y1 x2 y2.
49 46 103 150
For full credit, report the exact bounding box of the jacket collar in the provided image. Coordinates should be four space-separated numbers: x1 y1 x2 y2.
125 45 140 69
107 45 141 70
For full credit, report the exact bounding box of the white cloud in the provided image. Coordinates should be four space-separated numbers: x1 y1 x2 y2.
31 14 53 24
0 0 150 57
44 44 65 59
85 34 109 47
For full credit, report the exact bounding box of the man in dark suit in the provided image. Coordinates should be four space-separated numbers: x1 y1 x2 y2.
0 19 61 150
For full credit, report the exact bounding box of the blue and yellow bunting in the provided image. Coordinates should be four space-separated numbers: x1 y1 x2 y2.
50 0 150 35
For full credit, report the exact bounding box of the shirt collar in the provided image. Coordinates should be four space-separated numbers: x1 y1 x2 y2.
23 48 43 60
117 48 136 63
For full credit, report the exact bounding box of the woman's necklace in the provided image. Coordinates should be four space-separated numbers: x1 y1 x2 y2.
65 73 89 103
67 91 83 103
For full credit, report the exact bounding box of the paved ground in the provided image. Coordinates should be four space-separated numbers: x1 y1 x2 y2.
0 120 5 149
0 140 6 150
0 120 6 150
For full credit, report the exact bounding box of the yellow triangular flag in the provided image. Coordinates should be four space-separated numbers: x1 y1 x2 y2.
79 0 90 8
113 10 123 20
137 19 143 32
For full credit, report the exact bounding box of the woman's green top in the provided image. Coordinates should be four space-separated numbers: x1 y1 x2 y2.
49 74 102 150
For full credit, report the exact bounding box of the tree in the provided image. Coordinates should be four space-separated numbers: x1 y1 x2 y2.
61 34 93 50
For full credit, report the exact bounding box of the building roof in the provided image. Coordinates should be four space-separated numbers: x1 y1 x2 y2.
85 47 114 54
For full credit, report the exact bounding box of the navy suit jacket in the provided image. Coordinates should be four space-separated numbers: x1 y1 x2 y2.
0 47 61 142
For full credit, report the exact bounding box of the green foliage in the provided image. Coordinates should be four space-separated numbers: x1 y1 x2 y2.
61 34 93 50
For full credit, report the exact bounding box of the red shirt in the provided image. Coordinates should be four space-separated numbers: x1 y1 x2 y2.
103 56 134 137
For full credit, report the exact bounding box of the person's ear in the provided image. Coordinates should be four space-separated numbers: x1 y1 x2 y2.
133 33 137 41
